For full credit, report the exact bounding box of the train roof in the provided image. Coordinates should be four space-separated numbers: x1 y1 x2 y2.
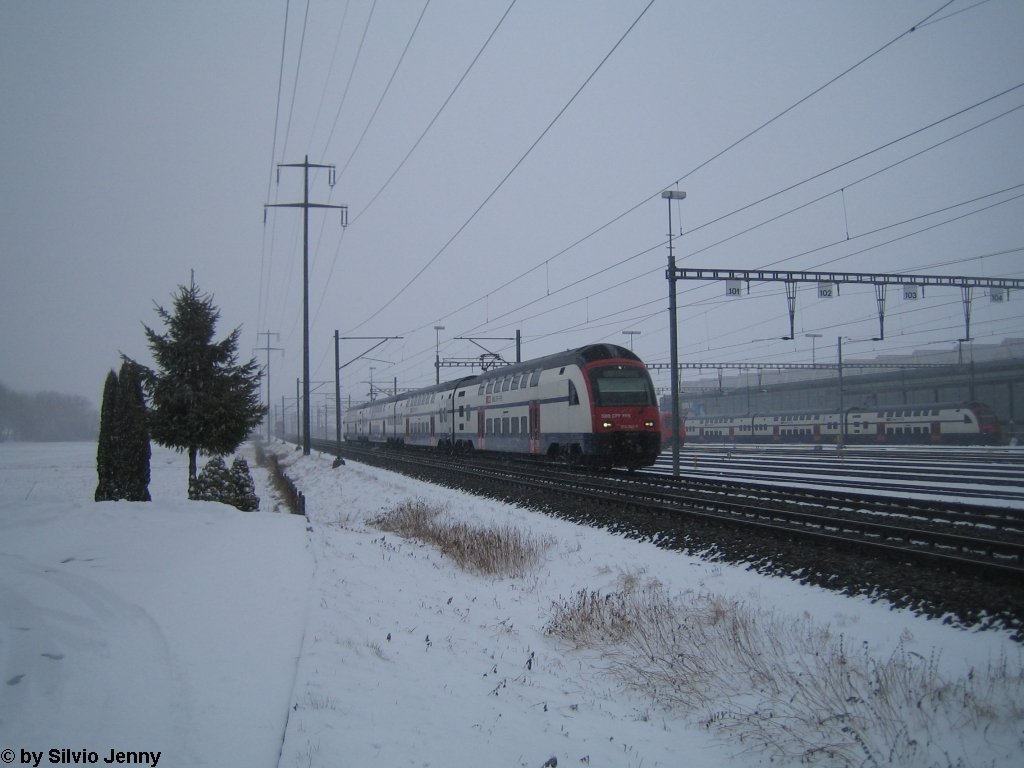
689 401 993 419
471 343 641 382
347 343 644 411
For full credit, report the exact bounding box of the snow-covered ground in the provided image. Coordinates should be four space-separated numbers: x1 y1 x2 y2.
1 441 1021 767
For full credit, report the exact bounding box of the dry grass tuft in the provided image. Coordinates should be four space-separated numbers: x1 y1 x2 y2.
370 499 551 578
546 575 1024 767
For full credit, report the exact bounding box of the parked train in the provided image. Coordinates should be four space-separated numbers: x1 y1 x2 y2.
344 344 662 469
660 411 686 446
681 401 1002 445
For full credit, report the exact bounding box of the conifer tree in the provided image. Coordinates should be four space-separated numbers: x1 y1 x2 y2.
229 457 260 511
94 369 119 501
130 278 265 492
117 360 151 501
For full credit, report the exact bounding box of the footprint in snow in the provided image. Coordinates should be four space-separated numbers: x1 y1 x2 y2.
6 674 25 686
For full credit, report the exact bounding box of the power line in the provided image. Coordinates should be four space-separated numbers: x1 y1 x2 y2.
345 0 657 334
453 0 968 327
257 0 294 334
337 0 431 179
306 0 353 154
280 0 311 163
372 5 1009 351
320 0 379 160
347 0 519 227
412 89 1024 342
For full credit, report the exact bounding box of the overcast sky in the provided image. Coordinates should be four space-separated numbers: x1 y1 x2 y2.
2 0 1022 416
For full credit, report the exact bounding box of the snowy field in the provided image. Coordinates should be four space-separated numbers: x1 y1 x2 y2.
1 441 1021 768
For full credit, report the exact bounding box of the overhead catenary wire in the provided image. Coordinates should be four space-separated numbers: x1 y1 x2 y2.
343 0 658 335
387 98 1024 350
305 0 1012 401
369 6 1011 353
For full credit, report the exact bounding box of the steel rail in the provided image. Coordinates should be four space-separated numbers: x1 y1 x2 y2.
305 437 1024 576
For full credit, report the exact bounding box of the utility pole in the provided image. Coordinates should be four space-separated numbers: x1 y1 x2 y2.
336 334 403 448
265 156 348 455
254 330 283 442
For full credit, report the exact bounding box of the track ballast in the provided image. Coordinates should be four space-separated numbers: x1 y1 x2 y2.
302 437 1024 638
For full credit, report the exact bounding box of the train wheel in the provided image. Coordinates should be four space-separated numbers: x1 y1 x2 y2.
561 445 582 468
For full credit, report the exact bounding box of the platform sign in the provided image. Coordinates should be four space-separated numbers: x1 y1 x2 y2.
817 281 835 299
726 279 742 297
902 284 920 301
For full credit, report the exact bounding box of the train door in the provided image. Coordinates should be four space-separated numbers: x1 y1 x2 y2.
529 401 540 454
477 410 485 443
430 415 435 437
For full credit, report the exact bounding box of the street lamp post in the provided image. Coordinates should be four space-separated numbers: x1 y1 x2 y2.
662 189 686 477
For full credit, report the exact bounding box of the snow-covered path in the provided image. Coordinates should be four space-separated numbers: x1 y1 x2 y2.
0 443 311 767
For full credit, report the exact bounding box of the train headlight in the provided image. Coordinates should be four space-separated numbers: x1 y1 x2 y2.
644 420 655 428
602 421 613 429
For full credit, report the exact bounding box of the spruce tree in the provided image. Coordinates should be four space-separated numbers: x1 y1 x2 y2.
130 279 265 492
94 369 119 501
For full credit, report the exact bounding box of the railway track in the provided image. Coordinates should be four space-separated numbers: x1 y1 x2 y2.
309 438 1024 576
295 436 1024 636
649 445 1024 504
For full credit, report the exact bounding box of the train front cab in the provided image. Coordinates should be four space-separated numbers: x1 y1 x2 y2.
579 349 661 469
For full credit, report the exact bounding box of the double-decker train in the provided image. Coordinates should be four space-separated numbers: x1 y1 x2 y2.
680 401 1002 445
344 344 662 469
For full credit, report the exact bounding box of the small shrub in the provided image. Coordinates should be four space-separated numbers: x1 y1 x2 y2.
546 575 1024 767
228 457 260 511
190 455 260 511
370 499 551 578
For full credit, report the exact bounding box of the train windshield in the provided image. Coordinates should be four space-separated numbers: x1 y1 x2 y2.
588 365 656 406
973 403 1000 426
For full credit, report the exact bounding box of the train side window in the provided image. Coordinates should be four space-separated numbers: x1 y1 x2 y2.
963 414 971 424
521 416 528 433
486 418 493 434
530 369 541 386
478 384 486 396
485 380 494 394
501 376 511 392
510 375 520 391
559 367 565 375
511 418 519 435
502 417 510 433
568 380 580 406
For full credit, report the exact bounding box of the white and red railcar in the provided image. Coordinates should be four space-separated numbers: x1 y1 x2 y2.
344 344 662 469
684 402 1001 445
